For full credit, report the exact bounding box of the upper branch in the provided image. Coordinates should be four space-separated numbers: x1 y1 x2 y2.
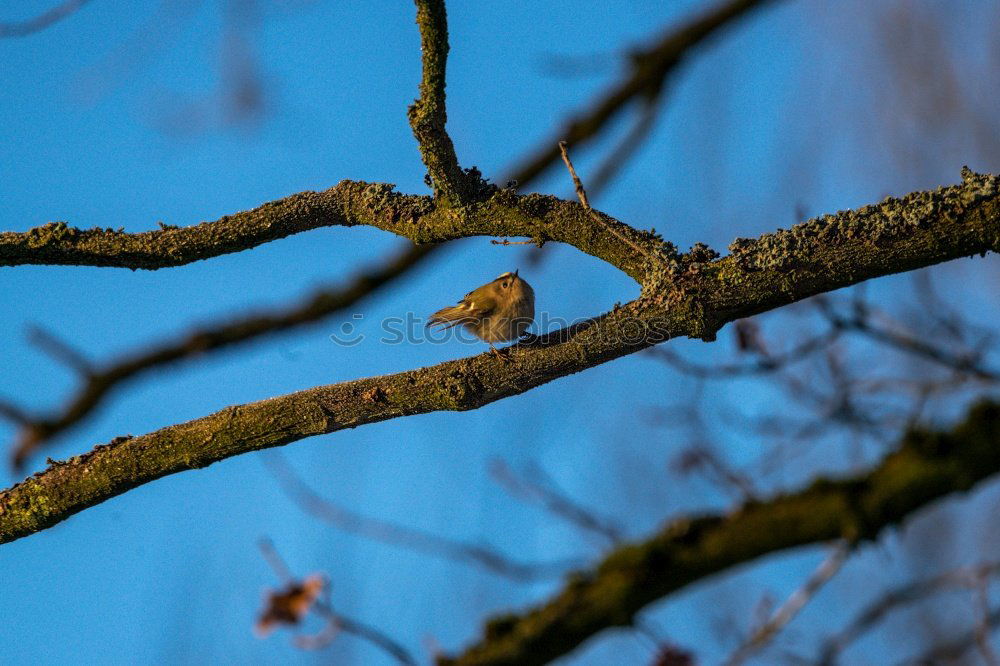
1 169 998 545
407 0 480 204
508 0 779 186
441 399 1000 666
0 180 658 277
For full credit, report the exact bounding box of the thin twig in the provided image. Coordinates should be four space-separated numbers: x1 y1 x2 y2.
897 606 1000 666
258 537 295 585
265 454 577 581
974 572 1000 666
0 0 92 38
489 459 623 545
508 0 780 185
258 540 415 664
725 541 849 666
588 97 663 197
26 325 93 376
648 328 841 378
819 561 1000 665
9 242 440 470
558 141 660 264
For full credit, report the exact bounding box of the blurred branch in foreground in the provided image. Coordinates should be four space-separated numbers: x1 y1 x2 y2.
442 399 1000 666
0 0 91 38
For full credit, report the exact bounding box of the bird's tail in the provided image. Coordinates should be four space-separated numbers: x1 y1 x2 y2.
428 304 474 330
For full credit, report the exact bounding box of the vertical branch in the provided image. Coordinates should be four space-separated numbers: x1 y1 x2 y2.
408 0 476 203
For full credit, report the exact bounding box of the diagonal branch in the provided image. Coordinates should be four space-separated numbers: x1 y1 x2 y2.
1 169 998 546
266 454 577 581
441 399 1000 666
508 0 780 186
0 0 92 38
7 242 440 470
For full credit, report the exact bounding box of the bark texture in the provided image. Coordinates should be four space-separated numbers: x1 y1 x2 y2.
1 169 998 545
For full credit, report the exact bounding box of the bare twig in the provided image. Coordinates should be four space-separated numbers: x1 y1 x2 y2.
489 459 623 545
266 454 577 581
819 561 1000 665
724 542 849 666
9 242 440 470
0 0 92 38
816 297 1000 381
558 141 592 209
973 572 1000 666
588 98 664 198
648 328 841 378
258 537 295 585
25 325 93 376
897 606 1000 666
258 540 416 664
558 141 660 265
509 0 780 186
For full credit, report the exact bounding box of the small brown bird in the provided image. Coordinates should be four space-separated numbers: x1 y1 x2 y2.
428 270 535 353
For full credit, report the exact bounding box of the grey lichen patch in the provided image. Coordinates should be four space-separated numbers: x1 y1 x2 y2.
729 168 1000 272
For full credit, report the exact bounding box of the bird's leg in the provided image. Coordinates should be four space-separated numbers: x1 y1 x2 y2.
489 344 512 363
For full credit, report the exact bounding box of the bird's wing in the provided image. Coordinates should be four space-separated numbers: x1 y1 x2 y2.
428 292 495 329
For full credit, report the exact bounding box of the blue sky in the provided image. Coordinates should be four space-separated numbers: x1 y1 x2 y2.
3 1 1000 664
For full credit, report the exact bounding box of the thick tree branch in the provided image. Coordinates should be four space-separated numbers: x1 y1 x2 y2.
0 180 659 279
508 0 779 186
7 242 440 470
1 169 998 546
441 399 1000 666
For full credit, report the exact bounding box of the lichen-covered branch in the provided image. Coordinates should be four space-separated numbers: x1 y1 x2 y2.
441 400 1000 666
0 180 658 279
8 242 441 470
508 0 780 186
1 170 998 546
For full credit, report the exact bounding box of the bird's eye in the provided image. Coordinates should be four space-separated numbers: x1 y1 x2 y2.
501 282 508 289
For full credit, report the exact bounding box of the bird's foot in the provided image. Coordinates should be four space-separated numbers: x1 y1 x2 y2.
490 345 513 363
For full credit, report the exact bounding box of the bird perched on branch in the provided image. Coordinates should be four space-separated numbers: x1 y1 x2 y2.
428 270 535 355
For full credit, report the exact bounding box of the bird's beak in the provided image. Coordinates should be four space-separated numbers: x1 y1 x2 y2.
513 269 519 277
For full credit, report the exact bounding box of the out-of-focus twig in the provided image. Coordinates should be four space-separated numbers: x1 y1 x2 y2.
558 140 661 265
489 459 623 545
0 0 91 38
819 561 1000 665
508 0 780 186
816 296 1000 381
8 242 440 470
724 541 849 666
896 606 1000 666
648 327 841 378
266 454 577 581
257 539 415 664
